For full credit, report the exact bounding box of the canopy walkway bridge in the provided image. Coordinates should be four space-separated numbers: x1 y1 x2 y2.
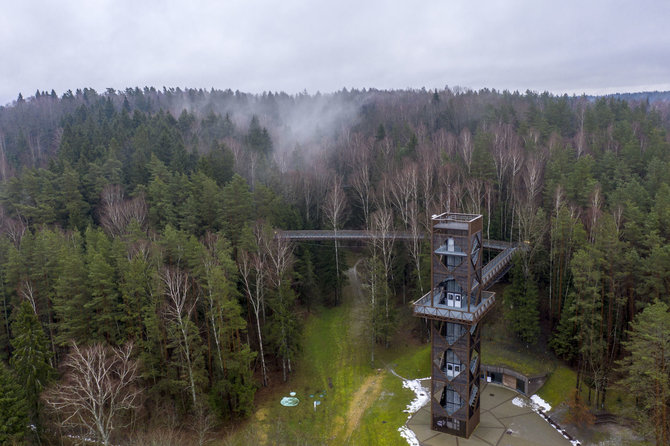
276 230 521 291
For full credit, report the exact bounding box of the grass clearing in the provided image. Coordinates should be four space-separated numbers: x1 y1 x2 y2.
603 385 636 415
537 364 576 408
220 260 430 446
220 265 603 445
481 341 555 376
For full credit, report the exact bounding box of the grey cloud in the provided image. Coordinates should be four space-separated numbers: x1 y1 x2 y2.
2 0 670 104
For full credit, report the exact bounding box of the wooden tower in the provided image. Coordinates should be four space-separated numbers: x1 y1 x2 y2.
413 213 496 438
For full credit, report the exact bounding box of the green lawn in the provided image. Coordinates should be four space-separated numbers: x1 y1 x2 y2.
481 341 555 376
221 265 431 446
536 364 576 409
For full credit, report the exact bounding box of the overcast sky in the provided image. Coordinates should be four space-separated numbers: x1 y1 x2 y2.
2 0 669 105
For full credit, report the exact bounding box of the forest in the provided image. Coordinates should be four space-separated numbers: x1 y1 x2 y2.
0 86 669 445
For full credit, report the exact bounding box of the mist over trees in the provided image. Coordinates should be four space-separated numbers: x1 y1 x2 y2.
0 86 669 443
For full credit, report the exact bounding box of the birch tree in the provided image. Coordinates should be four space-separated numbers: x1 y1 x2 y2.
263 231 295 382
162 266 202 405
389 162 418 229
369 207 395 344
43 342 141 446
238 229 269 386
323 175 347 304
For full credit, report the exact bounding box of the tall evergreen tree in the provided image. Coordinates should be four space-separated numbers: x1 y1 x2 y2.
53 232 89 345
84 228 122 344
504 256 540 344
617 300 670 446
0 361 29 444
9 301 54 421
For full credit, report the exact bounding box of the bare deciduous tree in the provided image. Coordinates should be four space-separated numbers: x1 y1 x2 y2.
43 342 140 446
192 402 217 446
417 141 437 228
464 177 483 214
238 227 269 386
162 266 200 405
507 145 524 240
262 231 295 381
459 128 474 174
0 206 27 247
19 279 37 314
369 207 395 345
587 185 602 243
407 201 424 296
346 134 373 228
100 185 148 235
100 184 125 234
437 163 460 219
351 166 372 229
389 162 418 229
370 208 395 288
323 175 347 304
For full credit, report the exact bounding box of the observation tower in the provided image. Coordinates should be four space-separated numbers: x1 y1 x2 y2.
413 213 496 438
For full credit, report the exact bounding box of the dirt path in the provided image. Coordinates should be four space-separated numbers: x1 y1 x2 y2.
345 259 368 343
343 372 384 440
330 260 386 442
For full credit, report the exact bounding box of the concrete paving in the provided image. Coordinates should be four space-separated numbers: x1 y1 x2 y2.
407 384 572 446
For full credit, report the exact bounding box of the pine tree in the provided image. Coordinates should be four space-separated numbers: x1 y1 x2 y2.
617 300 670 446
504 256 540 344
0 361 29 444
221 175 253 248
194 235 256 417
9 301 54 421
245 115 272 155
146 158 177 229
58 165 90 230
550 294 578 361
53 232 89 345
84 228 122 344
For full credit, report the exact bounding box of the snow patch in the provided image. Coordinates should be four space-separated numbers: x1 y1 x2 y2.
512 394 552 412
530 394 551 412
512 396 526 408
401 379 429 414
396 377 429 446
398 426 420 446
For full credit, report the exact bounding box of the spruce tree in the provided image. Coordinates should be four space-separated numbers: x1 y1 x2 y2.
505 257 540 344
84 228 121 344
10 301 53 421
0 361 29 444
617 300 670 445
53 232 89 345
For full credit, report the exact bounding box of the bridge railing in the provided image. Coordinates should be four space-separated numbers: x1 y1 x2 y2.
277 229 522 292
413 290 496 323
277 230 517 251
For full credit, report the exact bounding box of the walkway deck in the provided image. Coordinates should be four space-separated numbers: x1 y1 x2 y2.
276 230 515 252
278 230 520 292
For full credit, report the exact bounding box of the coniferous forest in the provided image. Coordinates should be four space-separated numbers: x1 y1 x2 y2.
0 87 669 445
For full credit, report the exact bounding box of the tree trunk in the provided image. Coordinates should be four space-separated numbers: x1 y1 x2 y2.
334 238 340 305
255 309 268 386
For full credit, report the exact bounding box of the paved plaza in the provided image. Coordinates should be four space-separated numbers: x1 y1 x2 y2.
406 384 573 446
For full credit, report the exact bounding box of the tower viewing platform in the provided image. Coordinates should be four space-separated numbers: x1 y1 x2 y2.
412 212 517 439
